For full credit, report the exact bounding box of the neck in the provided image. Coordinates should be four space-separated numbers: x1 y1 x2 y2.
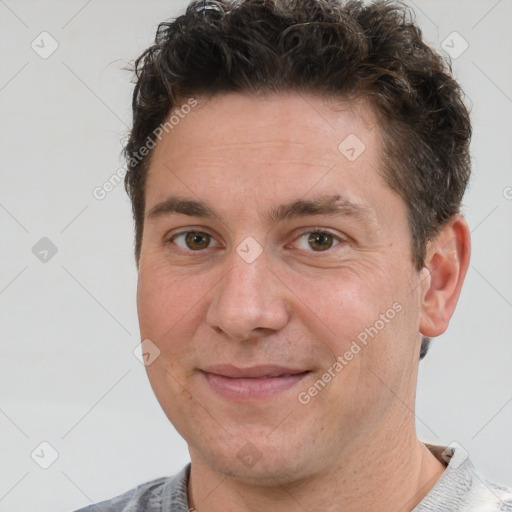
187 429 446 512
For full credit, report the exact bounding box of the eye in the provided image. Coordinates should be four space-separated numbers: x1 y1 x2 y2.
169 231 219 251
293 230 344 252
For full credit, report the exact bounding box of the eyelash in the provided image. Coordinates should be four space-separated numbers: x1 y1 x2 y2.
166 228 345 254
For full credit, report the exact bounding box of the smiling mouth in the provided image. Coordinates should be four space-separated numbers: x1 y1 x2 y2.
200 366 311 400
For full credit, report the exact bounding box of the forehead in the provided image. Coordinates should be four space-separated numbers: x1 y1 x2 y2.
144 92 388 216
151 92 380 160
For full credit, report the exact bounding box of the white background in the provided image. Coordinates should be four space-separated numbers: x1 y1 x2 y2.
1 1 511 511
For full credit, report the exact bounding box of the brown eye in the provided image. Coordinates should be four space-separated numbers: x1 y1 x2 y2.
184 232 211 250
171 231 214 251
292 230 343 252
307 231 335 251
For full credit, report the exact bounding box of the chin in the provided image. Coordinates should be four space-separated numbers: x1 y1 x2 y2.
190 434 319 487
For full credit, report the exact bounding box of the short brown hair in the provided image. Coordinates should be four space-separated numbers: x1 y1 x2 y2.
123 0 472 359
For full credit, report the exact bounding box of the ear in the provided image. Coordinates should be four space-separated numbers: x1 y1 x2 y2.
419 214 471 337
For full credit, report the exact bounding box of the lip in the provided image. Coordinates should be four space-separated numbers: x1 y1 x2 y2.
200 365 311 400
202 364 309 378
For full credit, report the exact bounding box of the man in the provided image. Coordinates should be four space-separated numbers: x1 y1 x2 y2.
75 0 511 510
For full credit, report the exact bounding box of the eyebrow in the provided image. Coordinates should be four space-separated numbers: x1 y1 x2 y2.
146 194 375 225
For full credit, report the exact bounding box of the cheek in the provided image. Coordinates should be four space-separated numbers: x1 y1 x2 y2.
289 266 416 377
286 268 391 337
144 358 200 442
136 261 204 339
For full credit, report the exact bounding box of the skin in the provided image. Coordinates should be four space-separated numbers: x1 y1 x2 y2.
136 92 471 512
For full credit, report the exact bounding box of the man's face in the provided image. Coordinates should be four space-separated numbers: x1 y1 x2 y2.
137 93 426 483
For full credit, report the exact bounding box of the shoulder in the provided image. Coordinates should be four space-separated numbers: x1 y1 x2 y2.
417 444 512 512
71 464 190 512
445 444 512 511
72 476 170 512
464 468 512 511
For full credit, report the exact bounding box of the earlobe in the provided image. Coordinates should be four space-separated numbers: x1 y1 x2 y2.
419 214 471 338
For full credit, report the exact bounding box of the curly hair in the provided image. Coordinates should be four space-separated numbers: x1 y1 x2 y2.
124 0 472 359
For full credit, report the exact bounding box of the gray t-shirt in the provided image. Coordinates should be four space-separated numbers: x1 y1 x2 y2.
73 444 512 511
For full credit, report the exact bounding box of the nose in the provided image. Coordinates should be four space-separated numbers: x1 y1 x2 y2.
206 250 290 340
